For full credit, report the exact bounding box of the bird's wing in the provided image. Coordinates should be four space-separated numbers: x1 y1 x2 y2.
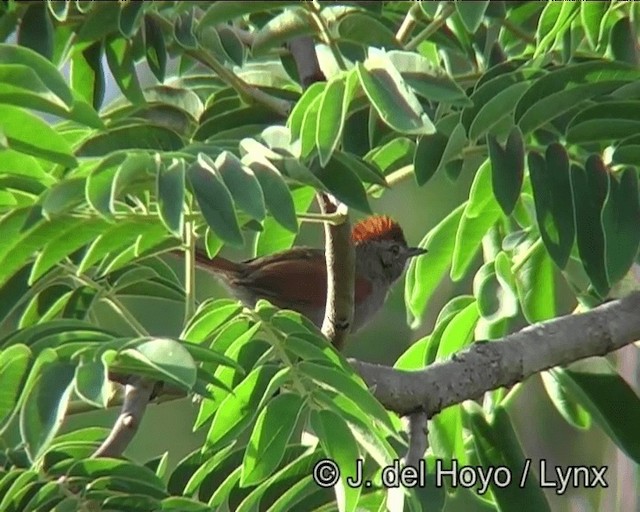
237 250 372 308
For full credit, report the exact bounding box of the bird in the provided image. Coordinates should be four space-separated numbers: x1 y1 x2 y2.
193 216 427 332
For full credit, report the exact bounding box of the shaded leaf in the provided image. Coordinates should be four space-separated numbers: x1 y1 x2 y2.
187 153 243 247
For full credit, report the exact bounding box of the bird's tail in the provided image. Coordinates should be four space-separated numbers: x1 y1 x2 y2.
169 248 241 275
194 249 241 275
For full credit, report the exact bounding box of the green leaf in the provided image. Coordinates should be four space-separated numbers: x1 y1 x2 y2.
47 0 70 22
20 359 75 462
551 362 640 463
467 405 552 511
455 1 489 33
514 239 556 323
332 151 387 188
199 2 292 27
255 186 315 256
571 157 609 297
314 158 371 213
119 338 197 389
357 51 435 135
316 76 347 167
78 219 164 274
144 15 167 82
338 12 399 50
248 157 298 233
414 123 467 186
602 168 640 285
406 203 465 324
30 218 110 284
187 153 243 247
105 35 145 105
581 1 609 48
386 50 470 106
0 105 76 167
0 44 73 107
609 17 639 66
174 9 197 50
0 344 31 432
515 62 640 134
488 126 524 215
19 284 75 328
215 151 266 221
473 254 518 323
77 124 184 156
74 357 109 409
299 93 322 159
566 101 640 144
241 392 305 486
118 0 146 37
540 370 591 430
469 81 529 140
67 457 166 492
70 41 104 110
251 8 314 56
287 82 324 142
17 3 53 60
430 404 465 464
157 158 185 237
534 1 578 58
310 409 361 512
298 362 395 433
181 299 242 342
206 364 278 449
451 160 502 281
436 301 479 359
527 144 575 269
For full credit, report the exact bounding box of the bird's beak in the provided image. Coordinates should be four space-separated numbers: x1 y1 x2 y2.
406 246 428 258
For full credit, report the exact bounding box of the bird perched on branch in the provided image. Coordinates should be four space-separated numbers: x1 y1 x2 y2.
193 216 427 332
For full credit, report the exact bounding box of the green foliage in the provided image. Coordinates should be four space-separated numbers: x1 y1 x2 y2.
0 1 639 511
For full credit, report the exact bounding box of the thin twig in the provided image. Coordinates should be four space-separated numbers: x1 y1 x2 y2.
406 2 456 51
306 1 348 71
396 2 424 44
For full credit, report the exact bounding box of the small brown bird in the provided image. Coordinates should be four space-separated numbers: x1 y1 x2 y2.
194 216 427 331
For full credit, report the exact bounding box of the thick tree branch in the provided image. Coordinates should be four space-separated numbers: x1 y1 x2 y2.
350 292 640 417
91 377 155 458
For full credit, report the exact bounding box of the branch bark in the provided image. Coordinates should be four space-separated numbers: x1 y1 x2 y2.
286 36 355 349
92 377 155 458
350 291 640 417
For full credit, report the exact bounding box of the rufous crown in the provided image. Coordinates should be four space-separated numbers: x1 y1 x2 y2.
351 215 407 246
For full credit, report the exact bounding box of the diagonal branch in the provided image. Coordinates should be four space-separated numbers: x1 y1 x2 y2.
350 291 640 417
91 377 155 458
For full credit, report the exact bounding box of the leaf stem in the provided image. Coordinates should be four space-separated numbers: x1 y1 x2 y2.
499 17 536 45
396 3 425 44
297 211 348 225
306 0 348 71
147 11 291 116
62 263 150 337
184 218 196 325
511 238 543 274
499 382 522 408
406 2 456 51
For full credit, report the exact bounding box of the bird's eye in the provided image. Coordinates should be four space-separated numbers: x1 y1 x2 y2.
391 244 400 255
